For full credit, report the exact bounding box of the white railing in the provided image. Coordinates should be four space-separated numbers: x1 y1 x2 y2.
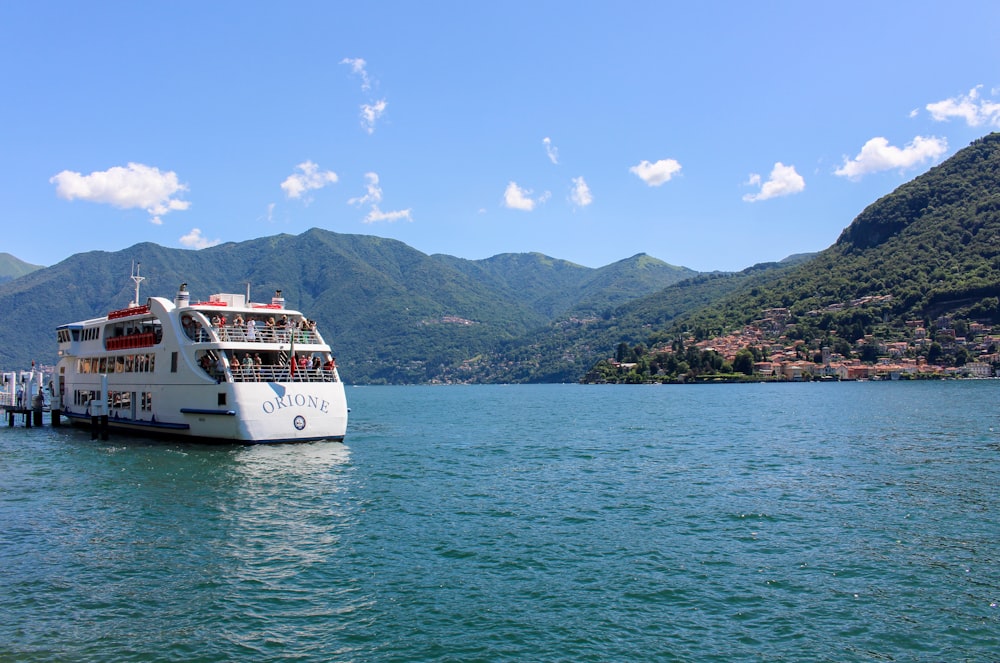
205 366 339 383
186 324 323 345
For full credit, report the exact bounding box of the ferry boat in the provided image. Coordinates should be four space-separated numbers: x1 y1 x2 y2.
53 268 348 443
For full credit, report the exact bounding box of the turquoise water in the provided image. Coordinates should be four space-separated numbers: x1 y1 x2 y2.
1 382 999 661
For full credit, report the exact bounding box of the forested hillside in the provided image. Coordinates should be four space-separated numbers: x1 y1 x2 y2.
0 230 692 383
668 133 1000 338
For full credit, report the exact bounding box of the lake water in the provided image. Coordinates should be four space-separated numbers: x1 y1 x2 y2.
1 382 999 662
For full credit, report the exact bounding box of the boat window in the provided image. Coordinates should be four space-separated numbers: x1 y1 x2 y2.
170 352 178 373
218 393 227 406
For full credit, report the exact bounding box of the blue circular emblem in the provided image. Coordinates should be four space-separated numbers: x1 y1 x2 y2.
293 415 306 430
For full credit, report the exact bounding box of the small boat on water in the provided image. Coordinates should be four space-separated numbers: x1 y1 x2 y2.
54 267 348 443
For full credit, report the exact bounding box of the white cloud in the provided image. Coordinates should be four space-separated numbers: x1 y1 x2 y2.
742 162 805 202
630 158 682 186
179 228 220 250
504 181 551 211
361 99 387 134
926 85 1000 127
340 57 372 92
266 202 275 221
570 176 592 208
281 161 338 200
363 207 412 224
834 136 948 180
50 162 190 224
543 137 559 164
350 172 411 223
349 172 383 207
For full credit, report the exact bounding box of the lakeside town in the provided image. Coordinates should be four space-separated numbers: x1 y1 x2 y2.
588 304 999 383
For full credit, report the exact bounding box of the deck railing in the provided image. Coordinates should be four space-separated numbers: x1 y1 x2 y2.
187 324 322 345
208 365 338 383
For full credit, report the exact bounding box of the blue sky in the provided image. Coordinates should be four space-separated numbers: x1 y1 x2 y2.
3 2 999 272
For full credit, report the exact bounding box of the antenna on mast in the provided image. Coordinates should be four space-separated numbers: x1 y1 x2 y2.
130 261 145 307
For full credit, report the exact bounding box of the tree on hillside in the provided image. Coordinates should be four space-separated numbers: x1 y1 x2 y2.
733 349 754 375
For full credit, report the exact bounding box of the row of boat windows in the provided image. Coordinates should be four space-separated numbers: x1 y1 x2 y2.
72 389 153 411
59 328 101 343
58 323 159 344
107 321 161 339
77 354 156 374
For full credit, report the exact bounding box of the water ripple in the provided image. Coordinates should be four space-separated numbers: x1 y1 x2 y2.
2 382 999 661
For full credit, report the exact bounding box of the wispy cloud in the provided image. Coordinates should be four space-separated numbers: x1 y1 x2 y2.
570 176 592 208
179 227 220 249
742 162 805 202
50 162 190 225
280 161 338 200
342 56 387 134
834 136 947 180
348 171 383 207
350 172 412 223
259 202 276 223
363 207 412 224
340 57 372 92
630 158 682 186
503 182 551 211
926 85 1000 127
361 99 388 134
543 137 559 164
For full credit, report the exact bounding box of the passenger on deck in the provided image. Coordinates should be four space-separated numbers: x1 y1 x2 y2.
247 318 257 341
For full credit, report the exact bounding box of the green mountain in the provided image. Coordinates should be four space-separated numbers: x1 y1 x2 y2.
434 252 696 318
0 229 693 383
671 133 1000 337
566 133 1000 375
0 253 44 284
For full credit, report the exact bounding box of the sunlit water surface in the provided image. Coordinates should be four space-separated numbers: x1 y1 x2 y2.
2 382 998 661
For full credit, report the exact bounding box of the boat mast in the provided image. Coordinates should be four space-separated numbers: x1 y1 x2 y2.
130 261 145 307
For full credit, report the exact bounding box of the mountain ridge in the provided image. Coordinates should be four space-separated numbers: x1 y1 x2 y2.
0 231 695 383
